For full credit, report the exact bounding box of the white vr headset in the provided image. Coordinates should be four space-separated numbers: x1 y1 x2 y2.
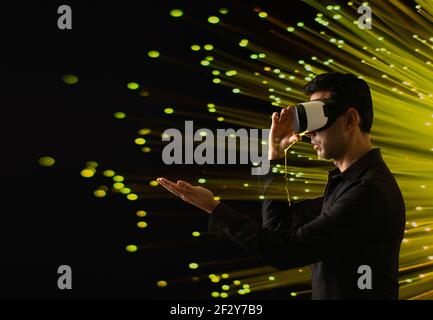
290 99 348 134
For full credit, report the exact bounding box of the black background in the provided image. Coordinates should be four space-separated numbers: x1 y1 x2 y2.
0 0 334 300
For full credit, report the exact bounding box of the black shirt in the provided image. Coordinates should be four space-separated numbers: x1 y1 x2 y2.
208 148 406 299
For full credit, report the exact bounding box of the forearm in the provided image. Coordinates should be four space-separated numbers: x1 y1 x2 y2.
259 159 294 230
208 202 318 269
208 202 262 254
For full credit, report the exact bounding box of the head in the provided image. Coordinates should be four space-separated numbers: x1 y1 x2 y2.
302 72 373 160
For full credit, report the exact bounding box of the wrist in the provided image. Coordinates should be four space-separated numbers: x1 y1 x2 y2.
207 200 220 214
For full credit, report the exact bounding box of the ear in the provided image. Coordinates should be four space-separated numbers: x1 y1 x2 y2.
344 107 360 131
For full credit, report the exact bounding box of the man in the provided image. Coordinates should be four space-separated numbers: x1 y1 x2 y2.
157 72 406 299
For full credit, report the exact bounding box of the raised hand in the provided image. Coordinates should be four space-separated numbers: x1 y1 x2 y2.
268 107 301 160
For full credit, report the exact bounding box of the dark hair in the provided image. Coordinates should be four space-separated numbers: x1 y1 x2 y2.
303 72 373 133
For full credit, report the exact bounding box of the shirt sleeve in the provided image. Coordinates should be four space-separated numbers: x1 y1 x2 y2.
208 180 387 269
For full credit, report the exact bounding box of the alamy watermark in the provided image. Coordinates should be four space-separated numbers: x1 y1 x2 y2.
57 5 72 30
161 121 270 175
358 5 372 29
357 265 372 290
57 265 72 290
56 5 370 31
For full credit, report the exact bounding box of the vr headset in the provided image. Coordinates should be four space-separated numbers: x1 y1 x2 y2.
290 99 348 134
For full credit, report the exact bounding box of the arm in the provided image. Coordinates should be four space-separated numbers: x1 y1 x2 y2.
262 196 324 232
261 106 322 231
260 159 323 231
208 181 386 269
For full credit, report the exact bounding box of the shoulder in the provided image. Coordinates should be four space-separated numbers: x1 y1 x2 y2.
359 161 404 206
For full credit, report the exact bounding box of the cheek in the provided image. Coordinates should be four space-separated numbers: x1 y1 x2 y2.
326 123 345 142
318 133 334 150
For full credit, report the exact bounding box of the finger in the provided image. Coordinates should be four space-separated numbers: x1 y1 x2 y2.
159 178 197 196
157 178 184 197
158 180 183 197
162 183 197 203
285 107 293 119
158 177 181 191
271 112 278 124
160 183 183 198
168 186 199 206
280 108 287 121
289 134 301 143
177 180 197 192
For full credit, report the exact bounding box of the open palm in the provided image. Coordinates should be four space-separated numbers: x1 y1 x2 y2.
157 178 220 214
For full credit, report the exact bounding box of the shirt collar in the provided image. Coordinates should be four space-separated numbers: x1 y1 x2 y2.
328 148 383 182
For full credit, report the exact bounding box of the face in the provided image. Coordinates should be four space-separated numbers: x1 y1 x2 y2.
305 91 349 160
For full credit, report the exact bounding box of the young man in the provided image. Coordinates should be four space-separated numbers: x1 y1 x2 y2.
157 72 406 300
